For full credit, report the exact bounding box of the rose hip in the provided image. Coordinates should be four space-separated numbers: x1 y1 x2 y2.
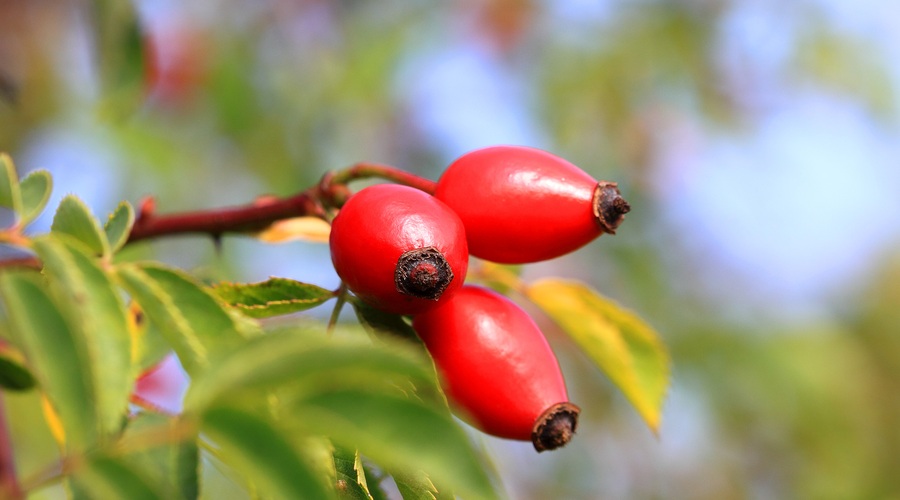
413 285 579 451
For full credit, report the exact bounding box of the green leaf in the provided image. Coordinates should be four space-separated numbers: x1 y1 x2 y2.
105 201 135 254
288 389 498 500
201 405 335 500
526 278 670 433
34 235 134 442
51 195 109 256
18 169 52 225
352 301 450 409
134 314 175 374
212 278 335 318
0 343 36 391
392 468 443 500
352 300 418 343
334 448 376 500
0 152 21 213
185 329 433 412
116 263 252 376
120 413 199 500
71 455 165 500
0 272 98 450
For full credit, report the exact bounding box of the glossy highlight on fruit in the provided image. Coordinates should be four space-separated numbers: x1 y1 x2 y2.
412 285 579 451
329 184 468 315
435 145 630 264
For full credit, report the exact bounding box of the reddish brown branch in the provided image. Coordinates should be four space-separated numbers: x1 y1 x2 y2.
128 190 326 244
0 162 435 258
127 163 436 244
0 395 23 500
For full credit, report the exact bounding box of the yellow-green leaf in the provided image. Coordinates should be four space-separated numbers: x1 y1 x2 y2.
51 195 109 256
526 279 670 433
116 263 253 376
255 216 331 244
0 272 98 450
18 169 52 225
0 152 21 213
34 235 134 442
70 455 165 500
120 413 199 500
105 201 135 254
184 329 433 412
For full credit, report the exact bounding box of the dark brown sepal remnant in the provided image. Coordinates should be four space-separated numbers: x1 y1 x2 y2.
395 247 454 300
592 182 631 235
532 402 581 452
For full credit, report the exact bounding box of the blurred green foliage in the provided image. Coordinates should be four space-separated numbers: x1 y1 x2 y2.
1 0 898 498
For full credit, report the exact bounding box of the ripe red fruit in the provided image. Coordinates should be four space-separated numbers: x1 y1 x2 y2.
412 285 579 451
330 184 468 315
434 145 630 264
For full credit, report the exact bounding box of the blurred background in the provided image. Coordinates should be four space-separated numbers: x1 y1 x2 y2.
2 0 899 498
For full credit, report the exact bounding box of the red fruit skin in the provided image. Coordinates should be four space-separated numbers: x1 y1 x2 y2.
435 145 601 264
330 184 468 315
412 286 569 441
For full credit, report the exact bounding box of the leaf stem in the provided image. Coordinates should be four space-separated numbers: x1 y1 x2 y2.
326 283 349 336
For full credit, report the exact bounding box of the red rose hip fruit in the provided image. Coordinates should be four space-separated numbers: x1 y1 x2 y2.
434 145 630 263
330 184 468 315
412 285 579 451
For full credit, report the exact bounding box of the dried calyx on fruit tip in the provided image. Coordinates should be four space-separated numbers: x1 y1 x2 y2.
395 247 454 301
592 181 631 235
531 402 581 452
